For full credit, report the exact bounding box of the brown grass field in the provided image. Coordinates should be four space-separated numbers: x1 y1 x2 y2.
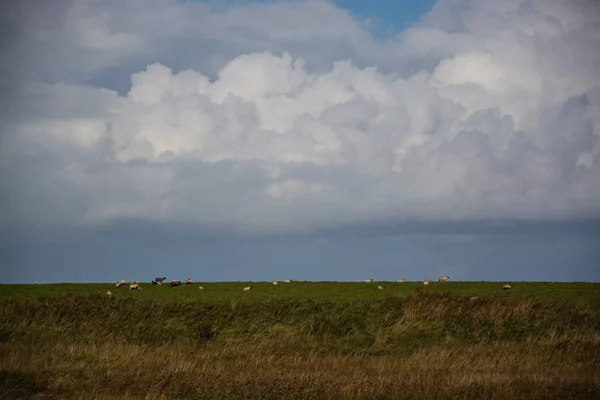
1 282 599 399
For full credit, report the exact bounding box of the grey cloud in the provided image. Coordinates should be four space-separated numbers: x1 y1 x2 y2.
2 0 381 90
1 0 600 239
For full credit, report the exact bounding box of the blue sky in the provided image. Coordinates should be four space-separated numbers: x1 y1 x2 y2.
196 0 436 30
1 0 599 283
333 0 437 35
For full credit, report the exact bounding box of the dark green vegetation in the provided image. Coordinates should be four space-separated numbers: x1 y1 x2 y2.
2 281 598 302
1 282 599 399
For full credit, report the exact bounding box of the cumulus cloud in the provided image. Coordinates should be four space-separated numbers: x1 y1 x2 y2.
1 0 599 238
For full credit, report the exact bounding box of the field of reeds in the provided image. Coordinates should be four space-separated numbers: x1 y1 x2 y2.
1 282 599 399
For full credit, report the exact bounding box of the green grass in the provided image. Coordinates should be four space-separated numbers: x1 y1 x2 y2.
1 282 599 399
1 281 599 303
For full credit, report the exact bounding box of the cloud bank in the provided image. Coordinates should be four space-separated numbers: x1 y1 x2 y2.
2 0 599 238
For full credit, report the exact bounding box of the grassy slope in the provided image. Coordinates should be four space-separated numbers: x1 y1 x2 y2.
1 282 599 399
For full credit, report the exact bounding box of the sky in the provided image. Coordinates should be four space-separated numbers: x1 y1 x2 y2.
1 0 599 283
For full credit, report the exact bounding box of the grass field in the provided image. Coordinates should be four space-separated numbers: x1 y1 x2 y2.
1 282 599 399
2 281 599 302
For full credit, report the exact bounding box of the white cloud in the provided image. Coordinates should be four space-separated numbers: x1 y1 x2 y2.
1 0 599 237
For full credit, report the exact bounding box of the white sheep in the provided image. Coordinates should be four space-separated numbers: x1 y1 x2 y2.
129 283 139 290
283 279 293 283
503 284 512 290
198 286 204 290
185 278 194 285
272 280 278 285
377 285 383 290
438 276 449 282
396 279 406 283
423 280 431 286
106 290 112 296
243 286 252 291
363 279 373 283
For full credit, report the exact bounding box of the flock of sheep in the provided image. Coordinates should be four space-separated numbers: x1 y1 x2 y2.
105 276 513 296
363 275 450 288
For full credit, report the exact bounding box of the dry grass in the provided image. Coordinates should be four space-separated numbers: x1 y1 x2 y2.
1 341 598 399
1 286 599 399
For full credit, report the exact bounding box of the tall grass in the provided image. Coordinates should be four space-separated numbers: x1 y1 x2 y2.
1 285 599 399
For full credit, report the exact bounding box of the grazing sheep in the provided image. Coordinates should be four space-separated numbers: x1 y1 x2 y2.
170 280 181 288
364 279 373 283
396 279 406 283
438 276 450 282
106 290 112 296
272 280 278 285
185 278 194 285
129 283 139 290
283 279 293 283
243 286 252 291
503 284 512 290
377 285 383 290
198 286 204 290
423 280 431 286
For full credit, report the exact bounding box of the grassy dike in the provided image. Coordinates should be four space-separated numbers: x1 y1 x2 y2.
1 283 599 399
